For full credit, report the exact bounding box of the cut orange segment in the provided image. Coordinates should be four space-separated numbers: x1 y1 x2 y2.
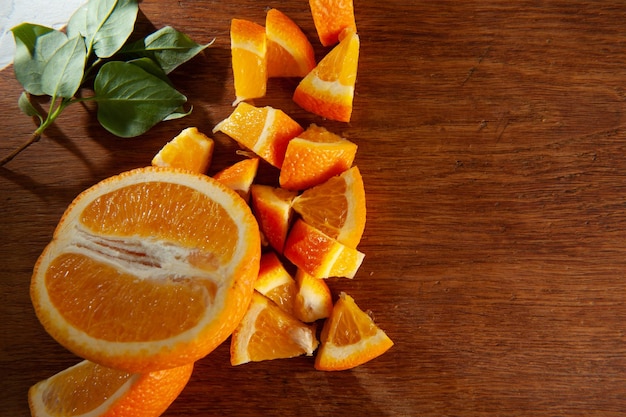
28 360 193 417
230 291 319 365
250 184 298 253
213 157 259 202
255 251 297 316
291 166 366 248
213 102 304 168
266 8 316 78
279 124 358 190
309 0 357 47
283 219 364 279
30 167 261 372
315 292 393 371
230 18 267 105
294 269 333 323
151 127 214 174
293 29 359 122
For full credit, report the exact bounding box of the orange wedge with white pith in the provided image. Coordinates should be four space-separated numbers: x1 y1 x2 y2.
283 219 364 279
294 269 333 323
213 157 259 202
30 167 261 372
266 8 316 78
315 292 393 371
255 251 297 316
28 360 193 417
291 166 366 248
293 29 359 122
250 184 298 253
309 0 357 47
230 291 319 365
230 18 267 105
213 102 304 168
279 124 358 191
151 127 214 174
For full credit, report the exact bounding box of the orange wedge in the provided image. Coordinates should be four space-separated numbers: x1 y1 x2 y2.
266 8 316 78
293 29 359 122
250 184 298 253
230 291 319 365
30 167 261 372
283 219 364 279
291 166 366 248
309 0 357 47
213 102 304 168
213 157 259 202
279 124 358 190
315 292 393 371
294 269 333 323
230 18 267 104
255 251 297 315
28 360 193 417
151 127 214 174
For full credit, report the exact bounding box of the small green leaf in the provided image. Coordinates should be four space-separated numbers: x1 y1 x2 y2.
94 61 188 137
11 23 66 95
120 26 212 74
68 0 139 58
18 92 43 123
42 36 87 98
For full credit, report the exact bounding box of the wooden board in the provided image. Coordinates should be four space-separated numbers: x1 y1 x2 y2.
2 1 626 415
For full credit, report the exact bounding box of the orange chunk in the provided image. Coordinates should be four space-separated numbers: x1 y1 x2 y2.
279 124 357 190
315 292 393 371
255 251 297 316
294 269 333 323
250 184 298 253
151 127 214 174
291 166 366 248
230 291 319 365
309 0 357 47
213 102 304 168
213 157 259 202
230 18 267 105
29 360 193 417
293 29 359 122
266 8 316 78
283 219 364 279
30 167 261 372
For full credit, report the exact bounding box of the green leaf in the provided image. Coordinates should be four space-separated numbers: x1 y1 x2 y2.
42 36 87 98
68 0 138 58
127 57 173 86
11 23 66 95
120 26 212 74
163 106 193 121
94 61 188 137
18 92 43 123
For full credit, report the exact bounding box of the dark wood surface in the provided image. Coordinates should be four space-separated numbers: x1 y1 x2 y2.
2 1 626 415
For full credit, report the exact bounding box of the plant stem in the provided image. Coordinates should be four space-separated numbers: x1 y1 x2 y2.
0 97 71 166
0 131 42 165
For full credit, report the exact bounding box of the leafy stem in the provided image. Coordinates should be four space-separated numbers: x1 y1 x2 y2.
3 0 211 166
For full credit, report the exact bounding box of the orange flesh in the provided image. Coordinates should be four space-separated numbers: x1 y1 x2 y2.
309 0 357 46
248 304 311 361
80 182 237 261
325 296 378 346
46 253 214 342
293 176 349 239
40 362 131 415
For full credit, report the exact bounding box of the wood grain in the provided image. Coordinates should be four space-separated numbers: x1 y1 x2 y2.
2 1 626 416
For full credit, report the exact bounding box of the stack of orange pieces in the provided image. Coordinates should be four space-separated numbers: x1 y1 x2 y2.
29 1 390 414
